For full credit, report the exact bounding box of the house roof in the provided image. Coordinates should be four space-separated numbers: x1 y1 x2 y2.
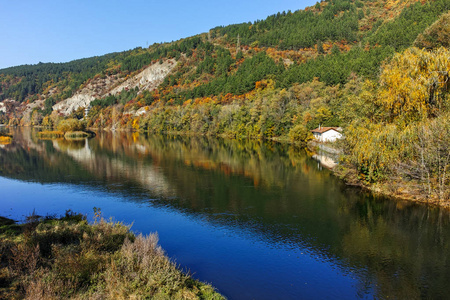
311 127 342 134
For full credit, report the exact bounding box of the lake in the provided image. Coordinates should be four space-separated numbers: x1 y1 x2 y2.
1 128 450 299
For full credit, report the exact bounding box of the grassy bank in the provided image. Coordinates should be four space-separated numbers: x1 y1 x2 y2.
37 130 65 139
37 130 96 139
0 211 224 300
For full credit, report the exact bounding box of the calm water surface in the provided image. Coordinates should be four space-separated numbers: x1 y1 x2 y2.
1 128 450 299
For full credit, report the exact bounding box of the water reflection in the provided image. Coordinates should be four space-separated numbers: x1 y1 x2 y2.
1 129 450 299
53 134 174 198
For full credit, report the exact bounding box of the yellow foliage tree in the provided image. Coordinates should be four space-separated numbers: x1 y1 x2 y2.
378 47 450 125
343 121 404 183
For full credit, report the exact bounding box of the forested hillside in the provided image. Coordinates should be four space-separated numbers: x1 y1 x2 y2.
1 0 450 204
1 0 448 107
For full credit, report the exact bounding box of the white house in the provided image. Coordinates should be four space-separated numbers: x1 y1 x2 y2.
311 126 342 142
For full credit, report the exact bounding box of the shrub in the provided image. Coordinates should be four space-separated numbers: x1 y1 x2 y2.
57 118 86 133
0 212 224 299
289 124 312 146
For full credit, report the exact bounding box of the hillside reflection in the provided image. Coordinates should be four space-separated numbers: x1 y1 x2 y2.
1 129 450 299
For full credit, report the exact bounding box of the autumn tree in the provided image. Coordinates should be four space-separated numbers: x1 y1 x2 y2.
58 118 86 132
397 115 450 201
342 121 406 183
289 124 312 145
30 109 43 126
378 47 450 125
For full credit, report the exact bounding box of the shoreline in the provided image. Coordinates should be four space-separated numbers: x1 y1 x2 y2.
333 164 450 210
306 140 450 210
5 124 449 209
343 178 450 210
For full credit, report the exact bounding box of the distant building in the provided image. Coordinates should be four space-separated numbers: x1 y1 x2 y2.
311 126 342 142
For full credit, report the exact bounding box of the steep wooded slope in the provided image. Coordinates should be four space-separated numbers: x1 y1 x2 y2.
0 0 449 124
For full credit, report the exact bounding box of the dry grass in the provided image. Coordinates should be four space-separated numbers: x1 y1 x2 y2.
37 130 95 140
37 131 65 139
99 234 222 299
0 211 224 300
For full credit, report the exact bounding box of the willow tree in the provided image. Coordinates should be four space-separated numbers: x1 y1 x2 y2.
378 47 450 126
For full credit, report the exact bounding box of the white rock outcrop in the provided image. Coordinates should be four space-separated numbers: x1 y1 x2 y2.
109 59 176 95
52 59 176 116
53 93 95 116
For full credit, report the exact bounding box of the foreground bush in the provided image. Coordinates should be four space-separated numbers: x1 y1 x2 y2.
0 211 224 300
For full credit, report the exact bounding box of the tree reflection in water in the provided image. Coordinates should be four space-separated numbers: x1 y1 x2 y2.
1 128 450 299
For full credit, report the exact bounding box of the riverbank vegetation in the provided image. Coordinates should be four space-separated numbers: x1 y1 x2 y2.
0 211 223 299
37 131 65 139
1 0 449 204
338 47 450 205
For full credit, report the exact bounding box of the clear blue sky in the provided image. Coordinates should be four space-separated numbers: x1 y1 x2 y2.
0 0 317 70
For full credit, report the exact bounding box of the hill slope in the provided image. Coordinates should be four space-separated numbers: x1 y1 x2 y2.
1 0 448 117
